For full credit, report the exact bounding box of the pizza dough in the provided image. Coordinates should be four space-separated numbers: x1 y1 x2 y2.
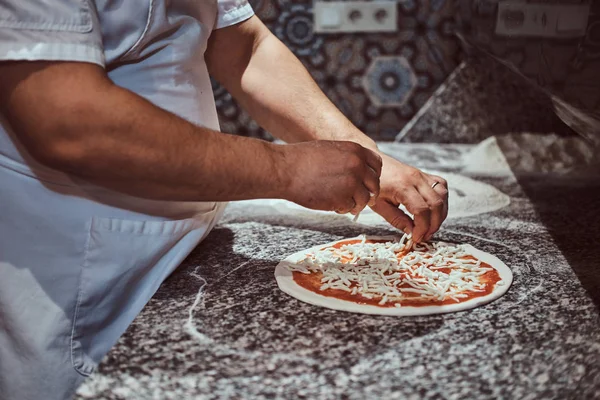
275 235 512 316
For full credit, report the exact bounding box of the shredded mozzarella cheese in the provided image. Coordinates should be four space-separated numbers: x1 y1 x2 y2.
286 235 496 304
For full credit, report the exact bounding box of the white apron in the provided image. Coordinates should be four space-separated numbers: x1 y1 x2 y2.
0 1 254 398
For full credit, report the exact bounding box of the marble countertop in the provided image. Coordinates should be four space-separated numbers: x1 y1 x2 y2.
76 140 600 400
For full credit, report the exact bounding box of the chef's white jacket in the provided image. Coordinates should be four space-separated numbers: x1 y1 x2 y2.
0 1 254 398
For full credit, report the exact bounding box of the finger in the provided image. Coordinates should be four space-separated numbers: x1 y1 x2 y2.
362 167 380 206
402 188 431 243
350 186 371 215
370 200 414 235
434 178 449 222
363 149 383 176
417 184 445 242
428 175 449 200
439 185 449 222
428 175 449 239
441 199 449 225
335 197 356 215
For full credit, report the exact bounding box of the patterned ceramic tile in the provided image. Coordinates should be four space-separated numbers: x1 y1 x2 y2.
363 56 418 107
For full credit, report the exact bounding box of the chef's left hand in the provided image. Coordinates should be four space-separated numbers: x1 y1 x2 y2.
370 154 448 243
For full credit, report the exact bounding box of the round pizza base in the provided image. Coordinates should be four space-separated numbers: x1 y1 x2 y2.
275 236 513 316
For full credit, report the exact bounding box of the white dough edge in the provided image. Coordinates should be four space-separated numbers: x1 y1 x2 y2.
274 235 513 316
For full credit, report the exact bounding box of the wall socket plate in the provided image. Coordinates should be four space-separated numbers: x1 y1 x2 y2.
495 2 590 38
314 1 397 33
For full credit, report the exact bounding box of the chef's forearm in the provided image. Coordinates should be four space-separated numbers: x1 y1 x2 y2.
55 87 288 201
0 62 289 201
207 17 378 152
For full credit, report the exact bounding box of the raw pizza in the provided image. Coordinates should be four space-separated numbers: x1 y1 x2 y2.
275 234 512 316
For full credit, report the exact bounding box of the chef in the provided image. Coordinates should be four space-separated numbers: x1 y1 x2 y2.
0 1 449 398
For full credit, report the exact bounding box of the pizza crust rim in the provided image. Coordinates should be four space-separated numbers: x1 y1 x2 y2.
274 235 513 316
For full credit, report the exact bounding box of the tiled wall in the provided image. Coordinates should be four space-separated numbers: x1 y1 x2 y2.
213 0 462 141
456 0 600 143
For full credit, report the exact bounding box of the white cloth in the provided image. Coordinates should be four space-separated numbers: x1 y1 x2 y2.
0 1 254 399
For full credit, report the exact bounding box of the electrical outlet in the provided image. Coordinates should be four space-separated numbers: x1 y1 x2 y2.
314 1 397 33
495 2 590 38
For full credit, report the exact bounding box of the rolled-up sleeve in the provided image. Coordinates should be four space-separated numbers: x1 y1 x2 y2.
0 0 104 67
216 0 254 29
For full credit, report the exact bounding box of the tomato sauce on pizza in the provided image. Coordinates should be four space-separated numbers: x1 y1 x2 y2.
289 237 502 308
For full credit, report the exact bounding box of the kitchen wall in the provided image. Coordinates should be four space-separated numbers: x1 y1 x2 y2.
455 0 600 144
395 54 577 144
213 0 462 141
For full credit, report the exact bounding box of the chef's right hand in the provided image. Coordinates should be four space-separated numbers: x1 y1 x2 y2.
280 140 382 214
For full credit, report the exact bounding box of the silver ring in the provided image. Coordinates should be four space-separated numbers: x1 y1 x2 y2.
431 181 440 189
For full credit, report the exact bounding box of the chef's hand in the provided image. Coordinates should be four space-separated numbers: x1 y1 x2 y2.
282 140 382 214
370 154 448 243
